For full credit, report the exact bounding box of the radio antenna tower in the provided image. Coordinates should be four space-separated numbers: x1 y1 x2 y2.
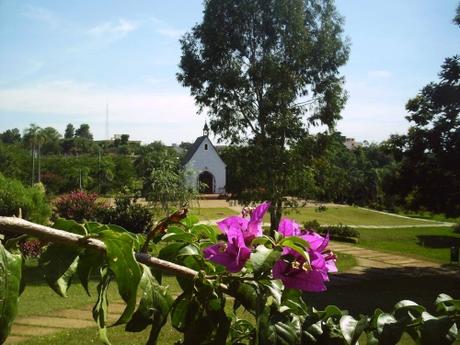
105 103 110 140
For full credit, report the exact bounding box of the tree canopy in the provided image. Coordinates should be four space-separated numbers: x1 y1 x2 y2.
384 56 460 216
178 0 349 228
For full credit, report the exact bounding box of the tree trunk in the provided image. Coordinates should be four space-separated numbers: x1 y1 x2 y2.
37 144 41 183
269 198 282 234
31 145 35 185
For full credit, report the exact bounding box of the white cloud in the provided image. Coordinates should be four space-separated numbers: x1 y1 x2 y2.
156 28 185 39
0 80 204 144
87 19 139 41
367 69 392 79
149 16 185 39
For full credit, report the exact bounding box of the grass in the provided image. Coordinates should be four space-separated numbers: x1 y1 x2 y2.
189 207 238 220
335 252 357 272
398 210 459 223
280 205 441 226
355 226 460 263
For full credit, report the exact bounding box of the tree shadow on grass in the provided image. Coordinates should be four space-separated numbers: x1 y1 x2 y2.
304 267 460 315
416 235 460 248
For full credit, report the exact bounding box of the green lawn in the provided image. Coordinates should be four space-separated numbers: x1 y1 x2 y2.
354 226 460 263
335 252 357 272
189 207 238 220
399 210 459 223
280 206 441 226
187 205 442 227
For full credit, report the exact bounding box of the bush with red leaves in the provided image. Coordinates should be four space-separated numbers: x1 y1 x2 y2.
54 191 108 222
20 239 42 258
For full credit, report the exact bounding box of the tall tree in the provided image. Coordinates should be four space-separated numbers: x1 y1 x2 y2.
23 124 41 185
178 0 349 228
75 124 93 140
39 127 62 155
64 123 75 139
385 56 460 215
0 128 21 144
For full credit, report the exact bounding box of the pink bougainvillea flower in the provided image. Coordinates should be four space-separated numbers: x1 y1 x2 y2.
203 225 251 272
273 218 337 292
217 201 270 244
204 202 270 272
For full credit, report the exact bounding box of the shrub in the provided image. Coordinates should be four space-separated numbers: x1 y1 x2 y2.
54 190 108 222
0 173 51 224
453 224 460 234
303 219 321 232
96 196 155 234
318 223 360 242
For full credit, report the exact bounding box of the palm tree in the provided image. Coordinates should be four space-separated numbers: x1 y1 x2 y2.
23 124 41 185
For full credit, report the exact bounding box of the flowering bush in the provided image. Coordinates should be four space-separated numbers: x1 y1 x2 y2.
54 190 108 222
19 239 42 258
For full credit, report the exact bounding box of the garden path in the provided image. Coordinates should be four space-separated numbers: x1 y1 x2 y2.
4 301 127 344
328 241 460 286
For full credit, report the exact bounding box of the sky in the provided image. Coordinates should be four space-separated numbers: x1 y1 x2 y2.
0 0 458 145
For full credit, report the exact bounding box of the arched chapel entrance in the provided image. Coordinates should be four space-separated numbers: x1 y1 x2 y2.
198 171 214 193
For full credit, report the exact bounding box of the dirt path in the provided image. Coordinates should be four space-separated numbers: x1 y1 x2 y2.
4 302 126 344
329 241 460 286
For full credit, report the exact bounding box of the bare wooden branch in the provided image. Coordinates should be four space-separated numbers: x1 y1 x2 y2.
0 216 198 278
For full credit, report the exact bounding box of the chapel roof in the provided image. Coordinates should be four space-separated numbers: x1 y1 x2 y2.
181 135 207 165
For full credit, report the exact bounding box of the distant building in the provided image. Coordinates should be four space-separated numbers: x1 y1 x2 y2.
343 137 361 150
182 124 226 194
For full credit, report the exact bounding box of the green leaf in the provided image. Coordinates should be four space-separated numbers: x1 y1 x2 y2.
435 294 460 314
84 222 109 234
251 235 276 247
161 232 195 243
171 294 200 332
260 280 283 307
278 236 309 260
42 218 86 297
352 316 370 345
340 315 358 344
376 313 404 345
77 249 104 296
4 234 27 253
125 265 173 345
228 281 258 313
281 289 308 316
0 243 22 344
191 224 218 242
420 312 457 345
177 244 200 257
92 266 112 345
182 215 199 228
258 306 300 345
39 245 80 297
250 245 281 274
340 315 368 345
159 243 187 261
97 230 142 325
53 218 87 236
393 300 425 321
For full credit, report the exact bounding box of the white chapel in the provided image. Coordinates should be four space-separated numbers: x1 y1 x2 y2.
182 124 227 194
